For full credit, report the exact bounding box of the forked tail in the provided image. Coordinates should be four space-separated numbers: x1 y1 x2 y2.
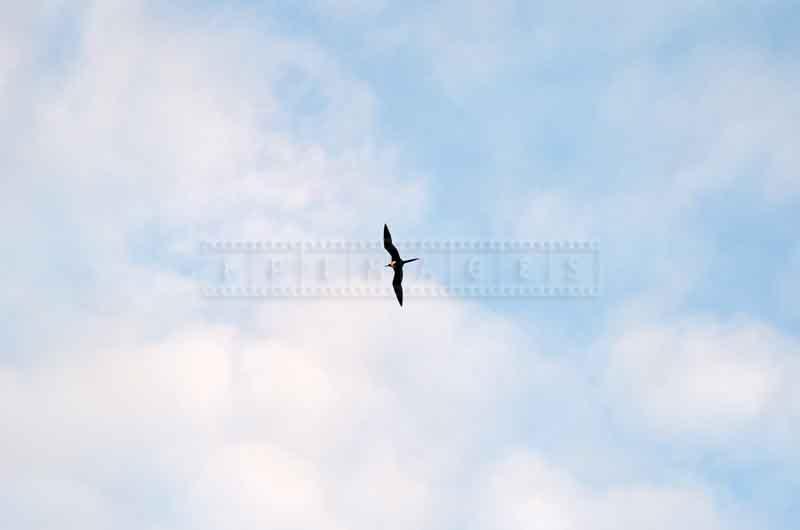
402 258 419 264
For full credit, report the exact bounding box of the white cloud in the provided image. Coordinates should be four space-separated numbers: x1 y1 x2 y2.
183 442 337 530
2 1 798 529
0 2 434 526
331 441 432 530
606 316 799 446
0 292 552 529
14 0 425 243
0 476 114 530
480 449 739 530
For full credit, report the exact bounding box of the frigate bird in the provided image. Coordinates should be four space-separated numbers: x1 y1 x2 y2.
383 224 419 306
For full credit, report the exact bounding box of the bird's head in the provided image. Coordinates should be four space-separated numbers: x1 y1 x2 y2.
386 260 396 268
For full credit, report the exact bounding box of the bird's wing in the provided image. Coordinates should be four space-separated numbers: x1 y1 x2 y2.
392 267 403 286
384 224 401 262
392 267 403 306
393 283 403 306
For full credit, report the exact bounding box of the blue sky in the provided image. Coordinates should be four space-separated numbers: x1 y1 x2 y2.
2 1 799 529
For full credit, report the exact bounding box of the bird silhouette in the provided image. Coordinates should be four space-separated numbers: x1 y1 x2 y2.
383 224 419 306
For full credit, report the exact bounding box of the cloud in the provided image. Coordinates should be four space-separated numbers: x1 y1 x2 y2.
183 442 337 530
606 315 800 449
2 1 799 529
480 449 741 530
14 0 425 242
0 476 114 530
0 290 554 529
0 3 434 527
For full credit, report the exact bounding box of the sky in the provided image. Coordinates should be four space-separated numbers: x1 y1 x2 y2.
1 0 799 529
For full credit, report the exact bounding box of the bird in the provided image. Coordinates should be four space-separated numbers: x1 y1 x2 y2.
383 224 419 306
